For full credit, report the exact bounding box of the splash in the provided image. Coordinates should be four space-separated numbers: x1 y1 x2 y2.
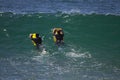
66 48 92 58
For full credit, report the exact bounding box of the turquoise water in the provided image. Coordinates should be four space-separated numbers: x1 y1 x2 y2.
0 12 120 80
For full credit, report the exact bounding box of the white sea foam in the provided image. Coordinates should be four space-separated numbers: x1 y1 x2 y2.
31 49 49 63
3 28 9 37
66 48 92 58
61 9 81 14
64 18 71 23
41 48 47 54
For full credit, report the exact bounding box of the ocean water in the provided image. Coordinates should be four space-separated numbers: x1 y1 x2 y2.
0 0 120 80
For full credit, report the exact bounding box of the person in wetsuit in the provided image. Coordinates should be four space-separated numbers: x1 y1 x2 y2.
29 33 42 49
53 28 64 45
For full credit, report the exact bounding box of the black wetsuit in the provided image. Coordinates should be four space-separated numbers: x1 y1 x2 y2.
31 34 42 49
55 31 64 44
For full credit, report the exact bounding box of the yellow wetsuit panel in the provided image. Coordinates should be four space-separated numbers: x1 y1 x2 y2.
31 33 37 46
32 33 36 39
53 36 57 42
32 40 36 46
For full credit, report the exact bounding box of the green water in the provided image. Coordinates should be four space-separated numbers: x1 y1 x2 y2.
0 13 120 80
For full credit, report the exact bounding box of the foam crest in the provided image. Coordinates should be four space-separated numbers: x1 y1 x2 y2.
61 9 81 14
66 49 92 58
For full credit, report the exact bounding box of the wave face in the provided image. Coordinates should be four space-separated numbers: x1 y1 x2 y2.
0 12 120 80
0 0 120 15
